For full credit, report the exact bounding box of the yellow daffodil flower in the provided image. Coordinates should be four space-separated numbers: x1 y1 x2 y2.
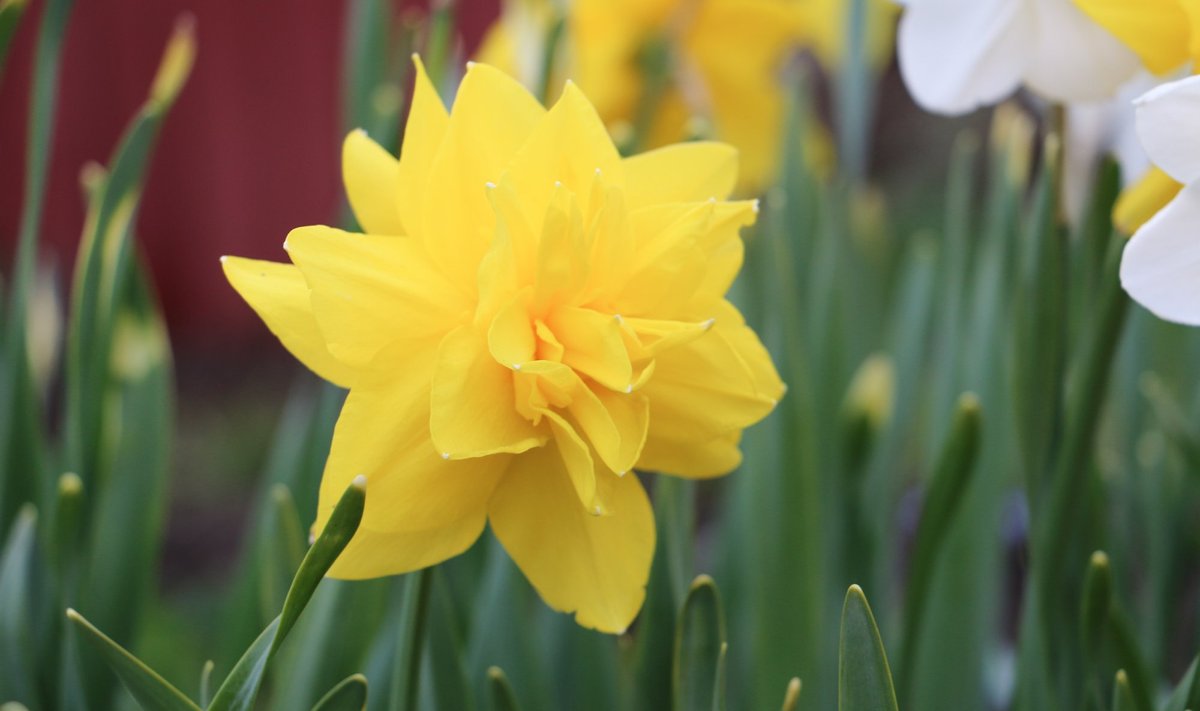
897 0 1140 115
222 59 784 633
1120 75 1200 325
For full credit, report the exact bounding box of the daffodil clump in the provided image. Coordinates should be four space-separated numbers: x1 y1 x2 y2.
223 59 782 633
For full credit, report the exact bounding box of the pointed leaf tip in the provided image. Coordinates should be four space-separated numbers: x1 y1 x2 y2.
840 585 898 711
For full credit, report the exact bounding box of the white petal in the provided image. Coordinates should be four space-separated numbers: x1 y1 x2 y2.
1135 74 1200 185
1022 0 1139 104
897 0 1030 115
1121 181 1200 325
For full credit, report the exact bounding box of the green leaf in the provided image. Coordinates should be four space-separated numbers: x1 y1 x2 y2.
0 0 26 82
1112 670 1135 711
897 392 981 701
312 674 368 711
425 570 475 711
486 667 522 711
0 505 37 705
199 661 214 708
710 643 727 711
838 585 898 711
388 568 432 711
1162 656 1200 711
1080 551 1112 672
66 608 201 711
206 477 366 711
673 575 726 711
780 678 802 711
259 484 307 620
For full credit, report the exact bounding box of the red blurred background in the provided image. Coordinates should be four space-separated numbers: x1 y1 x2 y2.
0 0 497 362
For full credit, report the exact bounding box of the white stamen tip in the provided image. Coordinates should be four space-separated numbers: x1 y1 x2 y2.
353 127 368 136
707 196 717 203
593 505 602 515
513 363 522 371
594 167 602 176
702 318 716 329
618 470 627 476
282 238 290 250
554 180 563 188
441 452 451 460
752 199 761 213
466 60 477 69
625 384 633 394
219 255 228 264
485 181 497 189
613 313 624 324
308 532 317 545
352 474 368 489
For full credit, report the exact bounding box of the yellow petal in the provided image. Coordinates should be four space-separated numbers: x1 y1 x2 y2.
1113 166 1184 235
543 409 598 511
420 62 545 287
314 340 509 540
639 430 743 479
397 56 450 237
430 325 548 458
221 256 354 387
284 225 467 367
568 381 649 476
547 305 633 392
500 80 625 229
1072 0 1190 75
622 142 739 209
342 130 404 235
533 185 590 310
488 443 654 633
637 302 782 475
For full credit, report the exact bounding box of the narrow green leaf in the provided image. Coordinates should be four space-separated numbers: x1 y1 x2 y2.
1012 134 1066 503
259 484 306 620
49 472 83 582
199 661 214 708
0 0 73 530
487 667 522 711
897 392 982 701
672 575 726 711
66 608 201 711
312 674 369 711
1106 611 1154 711
0 505 37 705
839 585 898 711
206 477 366 711
1080 551 1112 671
1162 656 1200 711
0 0 26 81
425 570 475 711
1112 670 1135 711
780 678 802 711
710 643 727 711
388 568 433 711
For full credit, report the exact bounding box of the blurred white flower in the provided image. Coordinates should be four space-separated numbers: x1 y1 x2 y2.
897 0 1140 115
1120 74 1200 324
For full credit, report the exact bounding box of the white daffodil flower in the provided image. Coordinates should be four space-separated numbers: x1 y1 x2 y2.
897 0 1141 115
1120 74 1200 325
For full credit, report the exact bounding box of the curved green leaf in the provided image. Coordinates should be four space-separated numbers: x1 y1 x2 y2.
0 506 37 704
839 585 898 711
673 575 726 711
67 608 201 711
312 674 368 711
206 477 366 711
487 667 522 711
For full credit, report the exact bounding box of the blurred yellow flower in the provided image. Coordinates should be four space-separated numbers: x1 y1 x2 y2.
480 0 894 190
1072 0 1200 75
222 59 783 633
